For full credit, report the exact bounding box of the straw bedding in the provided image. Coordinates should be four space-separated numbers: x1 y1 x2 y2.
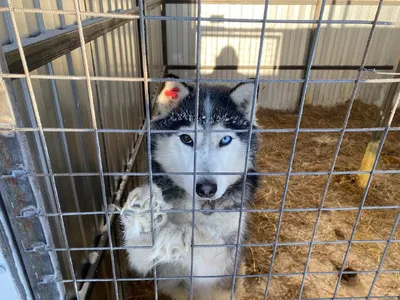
243 100 400 299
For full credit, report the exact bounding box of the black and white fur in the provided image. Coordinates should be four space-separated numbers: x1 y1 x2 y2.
121 75 259 300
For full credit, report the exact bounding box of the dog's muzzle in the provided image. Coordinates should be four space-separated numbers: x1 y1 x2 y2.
196 179 217 198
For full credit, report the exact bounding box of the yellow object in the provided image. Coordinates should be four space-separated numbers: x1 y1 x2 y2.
357 141 380 188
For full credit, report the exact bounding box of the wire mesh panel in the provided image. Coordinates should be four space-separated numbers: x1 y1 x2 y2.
0 0 162 298
0 0 399 300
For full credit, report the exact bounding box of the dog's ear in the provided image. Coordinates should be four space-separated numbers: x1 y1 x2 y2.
157 74 190 115
230 80 258 121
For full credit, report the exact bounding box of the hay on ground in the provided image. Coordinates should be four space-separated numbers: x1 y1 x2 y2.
244 101 400 299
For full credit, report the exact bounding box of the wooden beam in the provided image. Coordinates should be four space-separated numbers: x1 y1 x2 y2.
146 0 164 12
4 8 140 74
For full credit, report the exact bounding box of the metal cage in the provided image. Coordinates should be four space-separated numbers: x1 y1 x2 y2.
0 0 399 299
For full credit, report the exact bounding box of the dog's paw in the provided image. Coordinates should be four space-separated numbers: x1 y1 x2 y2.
152 226 191 263
121 184 170 235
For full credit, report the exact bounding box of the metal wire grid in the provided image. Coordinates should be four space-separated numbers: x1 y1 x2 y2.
188 0 202 297
1 0 147 298
264 0 328 297
229 0 270 297
137 0 159 298
1 0 400 300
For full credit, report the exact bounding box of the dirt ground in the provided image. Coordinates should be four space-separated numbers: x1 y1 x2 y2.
127 101 400 299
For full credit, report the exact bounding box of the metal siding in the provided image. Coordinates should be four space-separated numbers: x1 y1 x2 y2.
166 3 400 110
0 14 10 44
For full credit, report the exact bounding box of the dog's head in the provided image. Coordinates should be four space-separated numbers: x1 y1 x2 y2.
151 74 258 200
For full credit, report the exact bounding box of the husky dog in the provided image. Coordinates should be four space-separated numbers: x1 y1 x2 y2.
121 75 259 300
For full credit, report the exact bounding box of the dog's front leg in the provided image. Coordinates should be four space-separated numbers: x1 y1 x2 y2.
121 184 190 275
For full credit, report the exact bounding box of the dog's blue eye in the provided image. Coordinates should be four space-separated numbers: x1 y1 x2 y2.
180 134 193 146
219 136 232 147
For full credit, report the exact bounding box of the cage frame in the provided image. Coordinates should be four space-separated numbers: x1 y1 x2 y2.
0 0 400 299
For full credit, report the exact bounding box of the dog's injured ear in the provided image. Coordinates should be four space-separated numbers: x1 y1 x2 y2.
156 74 190 115
230 81 258 121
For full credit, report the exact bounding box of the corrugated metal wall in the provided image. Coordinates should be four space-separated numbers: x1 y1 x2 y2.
165 3 400 111
1 0 163 298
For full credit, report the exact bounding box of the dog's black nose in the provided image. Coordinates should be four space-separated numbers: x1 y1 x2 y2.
196 181 217 198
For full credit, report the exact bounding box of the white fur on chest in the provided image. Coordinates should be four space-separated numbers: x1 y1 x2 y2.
121 185 246 296
159 195 245 274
